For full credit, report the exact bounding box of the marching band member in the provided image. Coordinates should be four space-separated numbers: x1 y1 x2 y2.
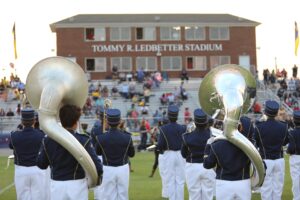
203 128 251 200
37 104 103 200
181 108 215 200
287 110 300 200
254 100 289 200
95 108 135 200
9 108 47 200
157 105 186 200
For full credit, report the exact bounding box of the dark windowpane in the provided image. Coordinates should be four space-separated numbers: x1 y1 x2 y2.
136 28 143 40
187 57 193 69
86 59 95 71
86 28 94 40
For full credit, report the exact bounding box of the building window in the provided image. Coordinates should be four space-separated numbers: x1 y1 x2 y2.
210 56 230 68
161 56 182 71
136 57 157 71
209 27 229 40
110 27 131 41
185 26 205 40
85 28 105 41
111 57 132 72
160 27 181 40
85 57 107 72
136 27 156 40
186 56 207 71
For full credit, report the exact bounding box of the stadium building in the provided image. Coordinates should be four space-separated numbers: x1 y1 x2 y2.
50 14 260 80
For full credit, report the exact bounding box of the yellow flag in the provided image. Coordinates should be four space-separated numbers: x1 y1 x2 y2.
12 22 17 59
296 22 299 56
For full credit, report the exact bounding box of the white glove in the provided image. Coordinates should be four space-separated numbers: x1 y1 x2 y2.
206 137 215 145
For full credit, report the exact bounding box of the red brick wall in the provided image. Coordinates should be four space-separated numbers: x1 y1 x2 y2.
56 26 257 80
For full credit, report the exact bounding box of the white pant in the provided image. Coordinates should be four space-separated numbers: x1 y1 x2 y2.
14 165 48 200
216 179 251 200
100 164 129 200
164 151 185 200
185 163 215 200
94 155 103 200
50 178 88 200
290 155 300 200
260 158 285 200
158 154 168 198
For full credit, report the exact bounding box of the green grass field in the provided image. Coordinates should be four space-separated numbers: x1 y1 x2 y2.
0 152 293 199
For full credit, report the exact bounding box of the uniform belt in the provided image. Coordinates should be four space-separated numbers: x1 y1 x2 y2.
104 163 128 167
186 161 203 164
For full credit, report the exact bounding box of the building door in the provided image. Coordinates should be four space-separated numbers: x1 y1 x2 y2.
239 55 250 70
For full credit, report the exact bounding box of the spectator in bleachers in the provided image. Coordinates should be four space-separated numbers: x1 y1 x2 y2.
138 119 148 152
89 83 96 94
288 78 296 91
111 85 119 99
137 67 145 83
162 71 169 82
91 89 100 101
293 64 298 78
184 107 191 124
101 86 109 98
252 101 262 114
0 108 5 116
129 80 136 99
120 82 129 99
153 71 162 88
181 69 189 82
143 86 151 104
16 103 21 116
263 69 270 86
282 68 288 79
6 108 15 116
160 93 168 106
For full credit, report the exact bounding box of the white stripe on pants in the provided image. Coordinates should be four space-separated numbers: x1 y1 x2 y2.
216 179 251 200
14 165 48 200
260 158 285 200
159 154 168 198
164 150 185 200
50 178 88 200
185 162 215 200
100 164 129 200
290 155 300 200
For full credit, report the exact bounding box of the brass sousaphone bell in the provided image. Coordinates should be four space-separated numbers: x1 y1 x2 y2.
25 57 98 188
199 64 265 188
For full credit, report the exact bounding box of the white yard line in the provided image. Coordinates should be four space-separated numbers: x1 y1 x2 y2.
0 182 14 195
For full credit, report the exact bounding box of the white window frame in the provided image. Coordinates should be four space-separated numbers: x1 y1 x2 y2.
136 57 157 71
210 56 231 68
84 27 106 41
209 27 229 40
111 57 132 72
136 27 156 41
185 26 205 40
161 56 182 71
85 57 107 72
186 56 207 71
160 27 181 41
110 27 131 41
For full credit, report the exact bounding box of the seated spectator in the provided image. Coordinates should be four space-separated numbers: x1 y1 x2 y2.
88 84 96 94
160 93 168 105
6 108 15 116
91 90 100 101
181 88 188 101
277 87 285 99
16 103 21 116
167 93 175 105
129 80 136 98
0 108 5 116
101 86 109 98
111 85 119 99
143 87 151 104
153 71 162 88
112 65 118 80
181 69 189 82
140 106 149 115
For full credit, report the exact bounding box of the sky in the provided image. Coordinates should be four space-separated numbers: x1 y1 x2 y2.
0 0 300 81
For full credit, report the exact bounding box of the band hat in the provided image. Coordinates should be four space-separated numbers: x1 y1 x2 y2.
21 108 35 121
106 108 121 125
168 105 179 118
194 108 208 125
264 100 279 117
293 110 300 123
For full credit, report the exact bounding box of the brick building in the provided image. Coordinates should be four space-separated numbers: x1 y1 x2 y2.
50 14 260 80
